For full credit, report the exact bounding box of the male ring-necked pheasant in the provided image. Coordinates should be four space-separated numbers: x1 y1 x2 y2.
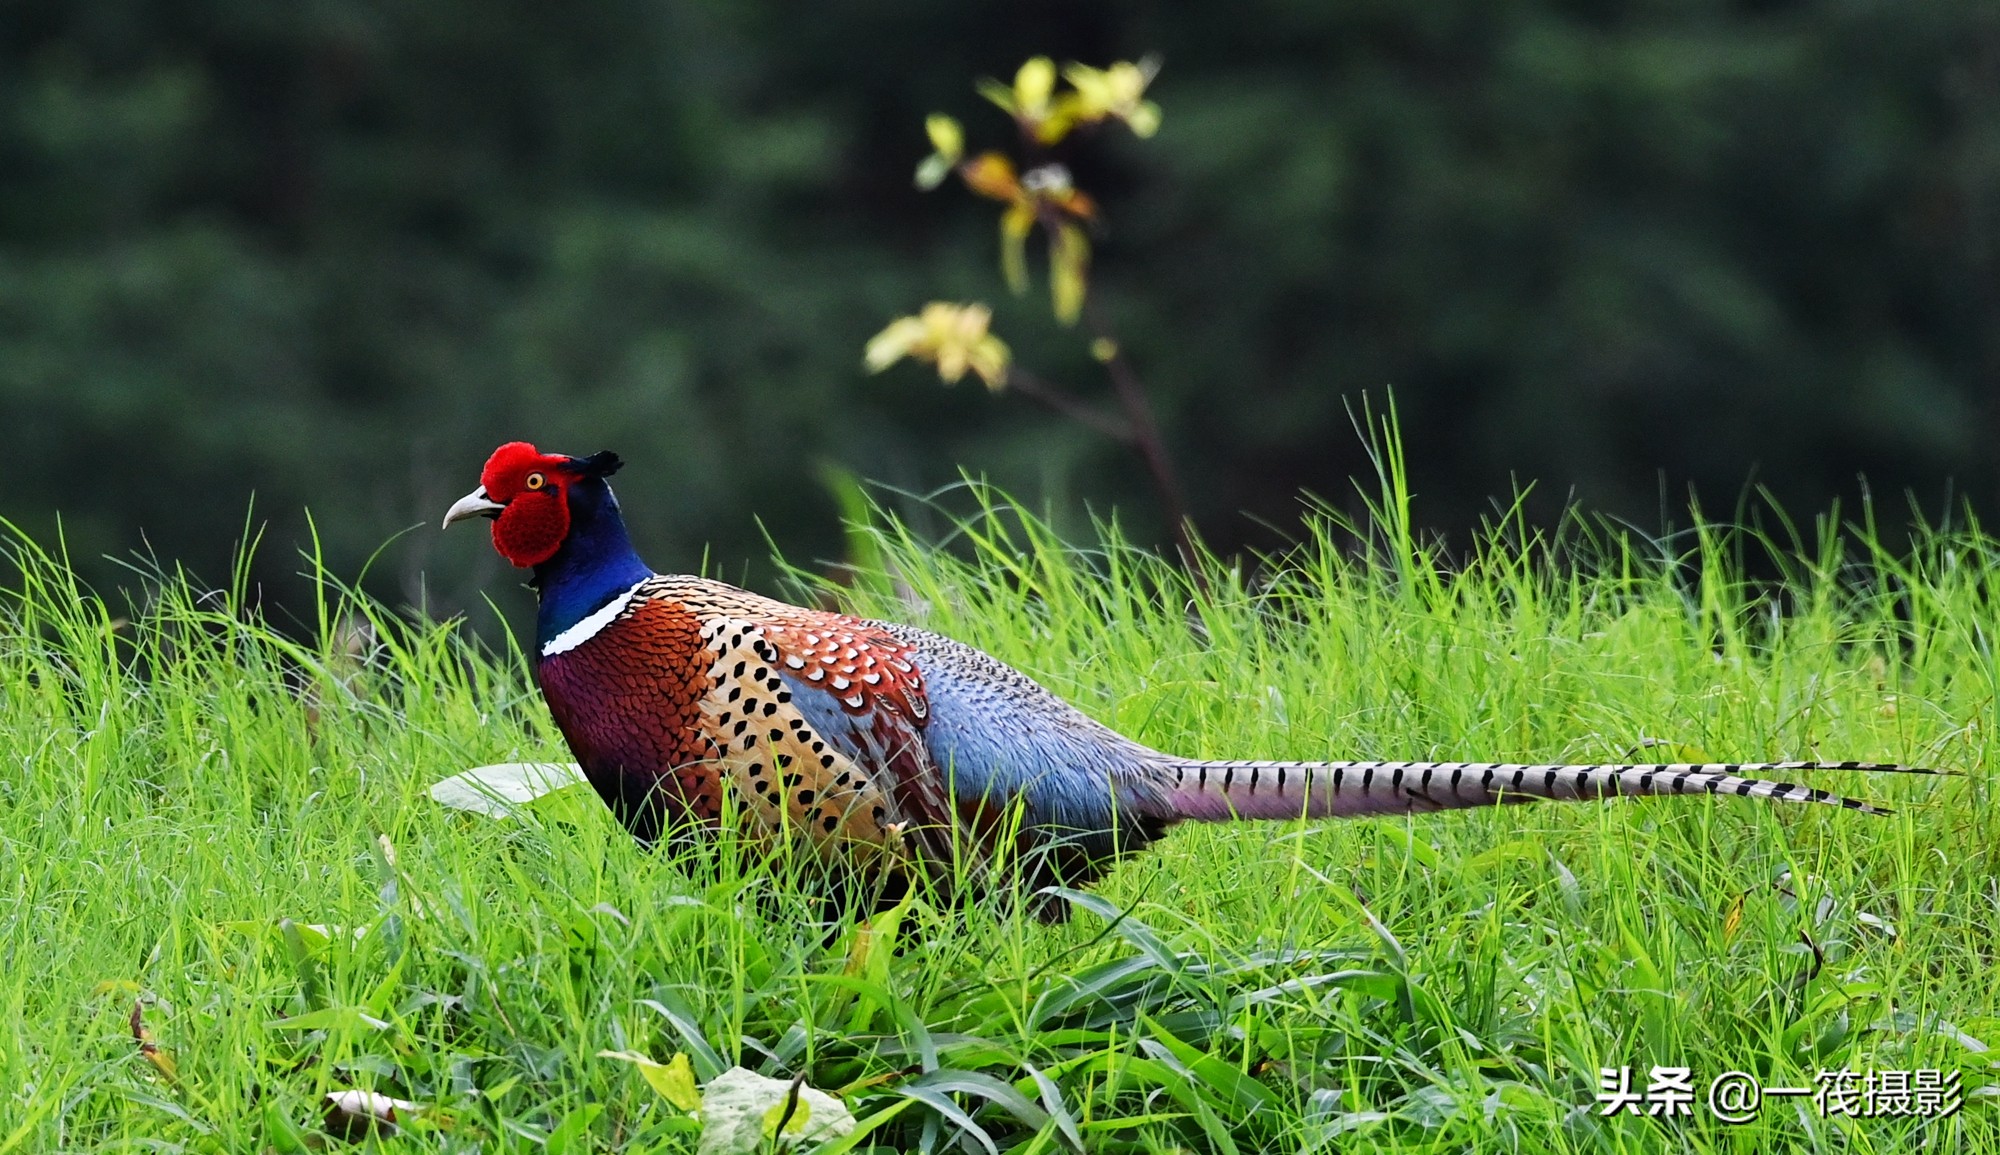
446 442 1930 911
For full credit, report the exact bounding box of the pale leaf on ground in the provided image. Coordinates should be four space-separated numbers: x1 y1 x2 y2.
697 1068 855 1155
323 1090 421 1139
428 762 586 818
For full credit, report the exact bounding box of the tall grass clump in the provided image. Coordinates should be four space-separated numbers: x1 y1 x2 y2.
0 460 1995 1151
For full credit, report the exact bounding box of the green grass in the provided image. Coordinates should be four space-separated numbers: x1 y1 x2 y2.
2 473 1997 1153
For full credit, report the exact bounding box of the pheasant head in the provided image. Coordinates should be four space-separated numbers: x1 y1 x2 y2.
444 441 653 650
442 441 625 568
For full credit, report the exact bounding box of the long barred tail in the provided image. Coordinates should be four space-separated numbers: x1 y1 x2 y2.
1164 759 1945 822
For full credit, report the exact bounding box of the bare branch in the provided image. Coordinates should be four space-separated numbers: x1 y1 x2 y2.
1004 369 1136 442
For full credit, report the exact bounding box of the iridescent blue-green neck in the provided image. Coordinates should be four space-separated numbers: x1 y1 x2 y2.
531 479 652 651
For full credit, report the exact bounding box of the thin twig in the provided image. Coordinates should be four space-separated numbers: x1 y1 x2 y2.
1083 298 1198 568
1005 369 1135 442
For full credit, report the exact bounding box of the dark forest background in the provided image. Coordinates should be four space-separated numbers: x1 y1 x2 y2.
3 1 1997 622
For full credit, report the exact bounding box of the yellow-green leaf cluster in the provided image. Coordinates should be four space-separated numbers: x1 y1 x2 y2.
973 56 1163 144
864 302 1011 390
1063 58 1163 138
906 54 1157 326
913 114 963 190
1050 222 1089 325
978 57 1064 142
600 1050 703 1113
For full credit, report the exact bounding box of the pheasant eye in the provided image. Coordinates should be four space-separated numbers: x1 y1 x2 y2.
525 472 547 491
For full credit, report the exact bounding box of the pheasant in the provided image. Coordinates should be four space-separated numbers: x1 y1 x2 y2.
445 442 1932 912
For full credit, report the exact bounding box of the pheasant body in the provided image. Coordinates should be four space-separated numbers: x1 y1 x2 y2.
534 571 1176 883
446 442 1931 910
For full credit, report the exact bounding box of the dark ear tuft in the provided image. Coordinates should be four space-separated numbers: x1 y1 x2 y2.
573 450 623 478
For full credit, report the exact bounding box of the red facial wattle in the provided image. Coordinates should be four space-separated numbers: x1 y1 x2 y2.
491 488 569 567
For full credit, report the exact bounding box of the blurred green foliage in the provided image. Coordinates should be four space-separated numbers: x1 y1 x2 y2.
2 2 1997 617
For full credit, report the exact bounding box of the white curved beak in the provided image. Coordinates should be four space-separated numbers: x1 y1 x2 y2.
441 486 506 529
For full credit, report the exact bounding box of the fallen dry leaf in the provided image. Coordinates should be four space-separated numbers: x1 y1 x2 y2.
130 1000 178 1084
